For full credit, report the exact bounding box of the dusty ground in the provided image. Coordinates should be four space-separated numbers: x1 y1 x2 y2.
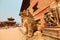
0 27 57 40
0 27 26 40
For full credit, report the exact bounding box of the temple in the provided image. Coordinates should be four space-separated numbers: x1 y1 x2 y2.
20 0 60 40
0 17 16 28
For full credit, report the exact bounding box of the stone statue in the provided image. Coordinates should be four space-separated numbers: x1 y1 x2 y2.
20 9 44 40
20 9 35 39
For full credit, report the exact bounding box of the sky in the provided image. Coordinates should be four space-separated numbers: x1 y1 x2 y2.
0 0 22 23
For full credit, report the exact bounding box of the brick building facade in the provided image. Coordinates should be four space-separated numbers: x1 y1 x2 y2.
20 0 55 27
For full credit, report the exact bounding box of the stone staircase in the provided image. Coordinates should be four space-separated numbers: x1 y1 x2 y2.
42 27 60 40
